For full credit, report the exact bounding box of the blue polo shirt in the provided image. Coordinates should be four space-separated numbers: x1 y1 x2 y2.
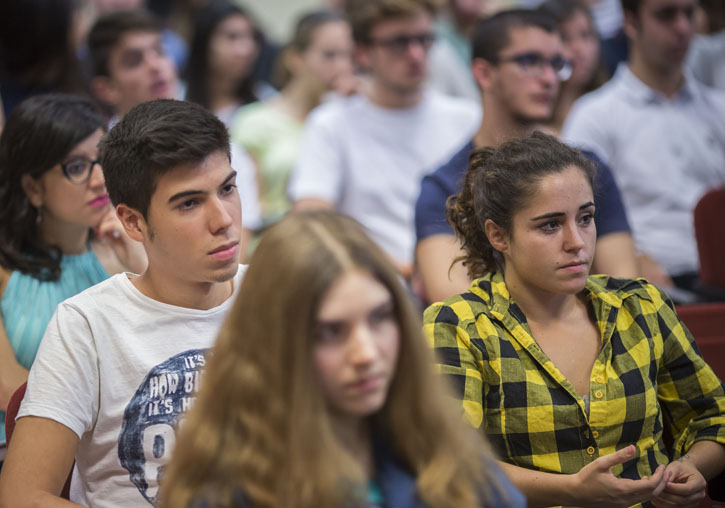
415 139 631 241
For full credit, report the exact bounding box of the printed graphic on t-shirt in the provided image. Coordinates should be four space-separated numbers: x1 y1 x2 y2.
118 349 208 505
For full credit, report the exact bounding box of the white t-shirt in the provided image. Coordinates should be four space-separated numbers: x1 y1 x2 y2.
289 90 479 266
563 65 725 275
19 266 246 508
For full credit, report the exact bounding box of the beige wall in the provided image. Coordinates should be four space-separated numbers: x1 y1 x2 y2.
243 0 326 43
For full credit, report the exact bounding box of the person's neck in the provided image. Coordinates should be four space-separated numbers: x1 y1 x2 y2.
504 270 583 326
451 12 477 38
627 51 685 99
473 102 539 148
330 414 375 477
367 78 423 109
209 77 242 113
275 78 324 122
131 264 234 310
548 82 583 135
40 215 90 255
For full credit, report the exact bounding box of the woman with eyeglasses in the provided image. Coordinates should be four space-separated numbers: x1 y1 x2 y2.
160 210 525 508
0 93 146 443
424 133 725 508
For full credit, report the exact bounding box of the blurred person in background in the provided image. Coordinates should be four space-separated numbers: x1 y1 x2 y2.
230 10 354 233
0 94 146 446
538 0 609 134
83 0 189 75
427 0 485 102
185 0 276 128
0 0 89 118
289 0 480 280
564 0 725 295
687 0 725 90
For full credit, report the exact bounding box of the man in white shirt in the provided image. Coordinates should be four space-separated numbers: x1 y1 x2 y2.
0 99 245 508
289 0 480 277
563 0 725 291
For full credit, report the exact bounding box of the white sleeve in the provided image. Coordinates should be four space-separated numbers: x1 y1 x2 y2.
288 108 344 205
230 142 262 231
561 99 614 166
18 303 99 439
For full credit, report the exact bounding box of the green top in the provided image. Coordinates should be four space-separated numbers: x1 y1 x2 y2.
230 101 303 228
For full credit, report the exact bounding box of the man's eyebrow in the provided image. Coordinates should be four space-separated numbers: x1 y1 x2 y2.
220 171 236 186
530 201 595 221
167 171 237 204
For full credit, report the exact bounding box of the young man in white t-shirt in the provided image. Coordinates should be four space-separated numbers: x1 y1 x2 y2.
0 99 245 508
289 0 480 277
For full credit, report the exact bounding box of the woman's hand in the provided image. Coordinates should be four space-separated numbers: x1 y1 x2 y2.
573 445 672 508
96 208 147 274
652 455 707 508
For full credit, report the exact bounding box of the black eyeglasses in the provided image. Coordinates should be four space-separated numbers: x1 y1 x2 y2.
495 51 572 81
60 157 101 184
368 32 436 55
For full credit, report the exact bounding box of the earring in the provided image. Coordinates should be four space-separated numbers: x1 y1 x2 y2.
35 207 42 225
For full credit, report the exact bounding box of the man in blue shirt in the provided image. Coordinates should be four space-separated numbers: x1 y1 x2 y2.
414 9 636 303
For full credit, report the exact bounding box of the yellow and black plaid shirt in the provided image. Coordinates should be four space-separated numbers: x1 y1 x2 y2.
424 272 725 484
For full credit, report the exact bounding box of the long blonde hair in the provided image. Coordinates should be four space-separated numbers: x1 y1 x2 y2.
161 211 502 508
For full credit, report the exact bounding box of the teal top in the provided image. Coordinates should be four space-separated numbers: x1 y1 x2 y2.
0 250 108 442
367 480 385 507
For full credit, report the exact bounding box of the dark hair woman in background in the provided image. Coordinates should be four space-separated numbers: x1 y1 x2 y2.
185 0 275 127
538 0 608 135
0 94 146 443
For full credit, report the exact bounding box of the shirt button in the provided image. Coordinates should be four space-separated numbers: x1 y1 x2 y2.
595 376 604 384
592 430 600 438
587 446 596 455
594 390 604 399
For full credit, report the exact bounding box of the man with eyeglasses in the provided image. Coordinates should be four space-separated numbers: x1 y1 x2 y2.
564 0 725 297
289 0 480 279
414 9 636 303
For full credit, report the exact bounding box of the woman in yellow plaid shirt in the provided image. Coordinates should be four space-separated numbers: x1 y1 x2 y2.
424 132 725 508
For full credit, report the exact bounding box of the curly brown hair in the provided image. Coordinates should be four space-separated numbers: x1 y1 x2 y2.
446 132 596 279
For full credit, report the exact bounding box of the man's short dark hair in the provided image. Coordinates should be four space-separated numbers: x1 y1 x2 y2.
99 99 231 219
620 0 642 16
88 9 161 78
472 9 558 63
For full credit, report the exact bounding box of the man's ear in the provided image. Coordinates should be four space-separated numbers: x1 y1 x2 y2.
472 58 496 93
91 76 121 107
282 48 304 77
20 174 44 208
116 203 147 243
484 218 509 255
354 44 371 72
623 9 639 42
